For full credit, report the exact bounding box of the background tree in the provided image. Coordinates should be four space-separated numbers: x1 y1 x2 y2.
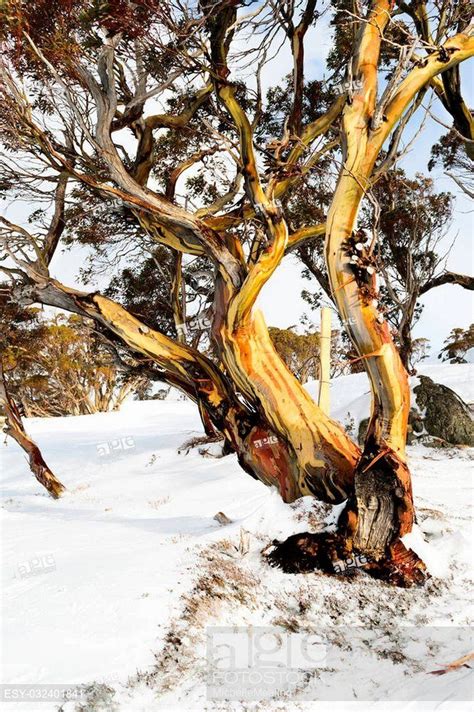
429 129 474 199
269 326 321 383
439 324 474 364
2 311 145 416
370 170 473 371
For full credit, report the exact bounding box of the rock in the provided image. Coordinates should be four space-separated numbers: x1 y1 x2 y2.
411 410 424 434
357 378 473 447
214 511 232 525
414 376 474 447
407 408 423 444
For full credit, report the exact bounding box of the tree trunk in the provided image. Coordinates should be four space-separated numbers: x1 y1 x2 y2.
396 290 419 373
326 173 414 558
398 326 414 374
322 0 417 567
212 268 359 504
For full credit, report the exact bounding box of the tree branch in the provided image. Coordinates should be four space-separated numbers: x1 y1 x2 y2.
0 363 66 498
12 274 249 437
420 271 474 295
371 25 474 155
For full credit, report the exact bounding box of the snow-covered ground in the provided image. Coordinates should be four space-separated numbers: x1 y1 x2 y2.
1 364 473 711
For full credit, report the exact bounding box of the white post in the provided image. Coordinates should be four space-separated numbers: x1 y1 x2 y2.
318 307 331 415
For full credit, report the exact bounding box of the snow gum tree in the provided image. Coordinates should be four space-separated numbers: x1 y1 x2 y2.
0 0 472 585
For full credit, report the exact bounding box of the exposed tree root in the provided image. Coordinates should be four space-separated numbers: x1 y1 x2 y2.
178 433 226 456
266 531 428 588
338 446 415 560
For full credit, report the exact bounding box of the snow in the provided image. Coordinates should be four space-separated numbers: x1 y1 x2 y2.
1 365 473 711
305 363 474 433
